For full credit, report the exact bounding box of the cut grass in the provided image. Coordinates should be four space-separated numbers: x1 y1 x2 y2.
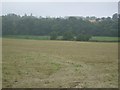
2 38 118 88
3 35 50 40
90 36 120 42
0 38 2 89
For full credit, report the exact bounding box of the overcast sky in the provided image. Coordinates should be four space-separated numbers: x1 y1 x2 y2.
2 2 118 18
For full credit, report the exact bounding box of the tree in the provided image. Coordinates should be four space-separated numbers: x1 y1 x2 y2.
2 13 118 37
76 34 91 41
50 32 58 40
63 31 74 40
112 13 118 21
118 14 120 37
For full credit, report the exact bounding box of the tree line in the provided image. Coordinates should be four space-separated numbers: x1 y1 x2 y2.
2 13 119 41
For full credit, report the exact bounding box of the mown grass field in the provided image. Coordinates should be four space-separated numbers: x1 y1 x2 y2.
89 36 120 42
2 38 118 88
0 38 2 89
3 35 50 40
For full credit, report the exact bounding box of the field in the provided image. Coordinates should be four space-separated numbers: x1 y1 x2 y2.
3 35 50 40
0 38 2 89
89 36 120 42
2 38 118 88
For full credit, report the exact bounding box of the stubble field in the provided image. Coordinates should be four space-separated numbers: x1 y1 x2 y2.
2 38 118 88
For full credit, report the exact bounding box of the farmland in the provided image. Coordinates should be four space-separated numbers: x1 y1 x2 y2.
89 36 120 42
2 38 118 88
0 38 2 89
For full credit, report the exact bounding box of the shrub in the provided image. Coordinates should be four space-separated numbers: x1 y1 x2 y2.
62 31 74 40
76 34 91 41
50 32 58 40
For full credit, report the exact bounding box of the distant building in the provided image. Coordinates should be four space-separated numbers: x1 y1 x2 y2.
88 19 96 23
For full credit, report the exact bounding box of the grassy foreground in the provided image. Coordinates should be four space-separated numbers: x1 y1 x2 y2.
0 38 2 89
2 38 118 88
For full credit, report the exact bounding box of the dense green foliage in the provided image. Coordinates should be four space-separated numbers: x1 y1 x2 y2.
50 32 58 40
62 31 74 40
3 35 119 42
2 13 119 39
76 34 91 41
